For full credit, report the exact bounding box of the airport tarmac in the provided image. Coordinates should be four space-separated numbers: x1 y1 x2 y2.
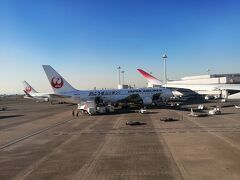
0 98 240 180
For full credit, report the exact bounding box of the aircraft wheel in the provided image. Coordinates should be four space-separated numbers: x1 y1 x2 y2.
72 110 75 116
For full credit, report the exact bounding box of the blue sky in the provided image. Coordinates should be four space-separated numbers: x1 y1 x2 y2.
1 0 240 94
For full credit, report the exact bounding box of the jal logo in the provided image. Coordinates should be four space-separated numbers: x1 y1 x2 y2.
51 77 64 88
25 87 32 93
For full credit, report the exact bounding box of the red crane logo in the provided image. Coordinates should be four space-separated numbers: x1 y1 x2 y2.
25 86 32 93
51 77 64 88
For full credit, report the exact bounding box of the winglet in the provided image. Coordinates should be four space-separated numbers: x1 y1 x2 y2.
137 69 163 85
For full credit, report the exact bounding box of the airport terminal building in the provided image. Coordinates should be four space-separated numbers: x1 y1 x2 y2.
148 73 240 99
167 74 240 85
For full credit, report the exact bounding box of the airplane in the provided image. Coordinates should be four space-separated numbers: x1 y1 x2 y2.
23 81 72 104
42 65 174 112
23 81 56 103
137 69 200 100
137 69 240 101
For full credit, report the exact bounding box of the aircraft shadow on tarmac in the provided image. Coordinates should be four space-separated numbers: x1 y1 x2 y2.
219 112 235 115
160 117 180 122
126 121 147 126
111 110 159 115
0 115 24 120
143 111 159 114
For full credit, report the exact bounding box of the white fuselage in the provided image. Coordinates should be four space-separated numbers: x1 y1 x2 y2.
31 92 51 98
57 87 173 104
24 92 51 101
42 65 174 105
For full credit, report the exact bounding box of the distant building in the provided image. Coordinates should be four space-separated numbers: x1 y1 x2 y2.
118 84 129 89
147 82 161 88
147 73 240 99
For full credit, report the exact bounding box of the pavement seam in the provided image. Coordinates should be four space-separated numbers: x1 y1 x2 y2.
216 115 240 123
150 112 185 180
12 116 102 180
187 116 240 151
71 114 125 180
0 110 73 146
0 116 77 151
0 106 73 131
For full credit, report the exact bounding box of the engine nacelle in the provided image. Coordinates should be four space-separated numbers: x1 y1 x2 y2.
142 97 153 105
36 97 49 102
172 90 183 97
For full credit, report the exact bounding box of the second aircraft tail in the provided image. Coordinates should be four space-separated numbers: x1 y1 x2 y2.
23 81 38 95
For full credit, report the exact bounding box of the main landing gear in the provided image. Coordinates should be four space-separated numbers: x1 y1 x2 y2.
72 109 80 117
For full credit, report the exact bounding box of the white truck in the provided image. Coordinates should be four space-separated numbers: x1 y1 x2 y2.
77 101 97 115
139 108 148 114
208 107 221 115
75 101 114 115
198 104 207 110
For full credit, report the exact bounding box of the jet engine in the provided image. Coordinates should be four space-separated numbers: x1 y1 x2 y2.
142 97 153 105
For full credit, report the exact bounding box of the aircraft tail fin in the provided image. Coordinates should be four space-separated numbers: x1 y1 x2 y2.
23 81 38 95
137 69 163 86
42 65 76 94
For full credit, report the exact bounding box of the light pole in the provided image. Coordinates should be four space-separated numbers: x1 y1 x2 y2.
121 70 125 85
117 66 121 85
162 54 168 84
207 69 211 75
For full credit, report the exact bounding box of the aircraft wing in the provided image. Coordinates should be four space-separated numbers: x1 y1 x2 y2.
48 94 72 99
210 84 240 91
137 69 163 85
218 85 240 91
